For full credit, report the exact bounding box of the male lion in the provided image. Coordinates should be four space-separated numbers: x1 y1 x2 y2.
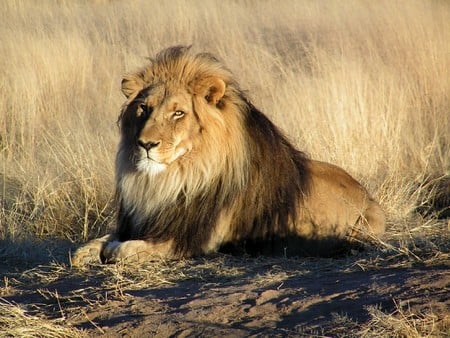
72 46 385 265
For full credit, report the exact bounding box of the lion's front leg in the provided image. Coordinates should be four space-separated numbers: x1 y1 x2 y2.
71 234 113 267
102 239 175 263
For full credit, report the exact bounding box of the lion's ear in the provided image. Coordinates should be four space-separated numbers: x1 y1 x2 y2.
121 74 145 99
193 77 226 105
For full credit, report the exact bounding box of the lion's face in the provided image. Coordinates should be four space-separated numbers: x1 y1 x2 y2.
118 67 228 177
132 86 200 175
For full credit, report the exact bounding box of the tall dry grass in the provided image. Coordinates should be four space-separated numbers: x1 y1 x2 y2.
0 0 449 246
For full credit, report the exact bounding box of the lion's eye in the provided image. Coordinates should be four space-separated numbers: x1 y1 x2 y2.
173 110 185 119
138 104 152 118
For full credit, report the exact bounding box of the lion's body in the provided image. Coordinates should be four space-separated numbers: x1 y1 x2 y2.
72 46 385 265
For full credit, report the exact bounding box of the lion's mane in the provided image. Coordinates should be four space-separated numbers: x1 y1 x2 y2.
115 46 314 257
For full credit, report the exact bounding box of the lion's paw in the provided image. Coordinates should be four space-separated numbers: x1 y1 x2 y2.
71 234 112 267
102 240 158 263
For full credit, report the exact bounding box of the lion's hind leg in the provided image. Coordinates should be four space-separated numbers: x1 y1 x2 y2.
349 199 386 243
363 199 386 237
71 234 112 267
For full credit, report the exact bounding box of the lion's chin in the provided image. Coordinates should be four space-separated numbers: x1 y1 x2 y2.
136 158 167 176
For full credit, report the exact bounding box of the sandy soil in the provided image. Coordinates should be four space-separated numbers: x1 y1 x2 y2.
1 246 449 337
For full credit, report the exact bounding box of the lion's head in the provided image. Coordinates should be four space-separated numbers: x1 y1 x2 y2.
120 52 227 174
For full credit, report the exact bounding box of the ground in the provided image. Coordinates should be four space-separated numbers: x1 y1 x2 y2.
1 226 449 337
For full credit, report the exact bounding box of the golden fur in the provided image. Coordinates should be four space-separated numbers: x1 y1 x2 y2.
72 46 385 265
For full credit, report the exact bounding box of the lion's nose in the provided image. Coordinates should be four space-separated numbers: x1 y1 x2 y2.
138 140 161 151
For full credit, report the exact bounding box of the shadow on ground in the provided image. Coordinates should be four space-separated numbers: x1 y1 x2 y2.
1 243 448 337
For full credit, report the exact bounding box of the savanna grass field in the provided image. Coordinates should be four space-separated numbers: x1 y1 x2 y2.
1 0 449 337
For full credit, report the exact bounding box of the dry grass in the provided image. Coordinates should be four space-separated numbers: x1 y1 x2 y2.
0 298 84 338
1 0 449 243
0 0 449 336
361 302 450 338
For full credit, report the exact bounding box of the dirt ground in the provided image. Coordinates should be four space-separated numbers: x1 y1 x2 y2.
1 236 449 337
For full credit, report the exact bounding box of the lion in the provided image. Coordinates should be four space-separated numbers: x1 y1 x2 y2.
72 46 385 266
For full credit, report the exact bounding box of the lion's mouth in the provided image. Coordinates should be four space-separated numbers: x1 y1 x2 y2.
135 144 190 174
144 153 164 164
137 156 167 175
137 145 167 164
